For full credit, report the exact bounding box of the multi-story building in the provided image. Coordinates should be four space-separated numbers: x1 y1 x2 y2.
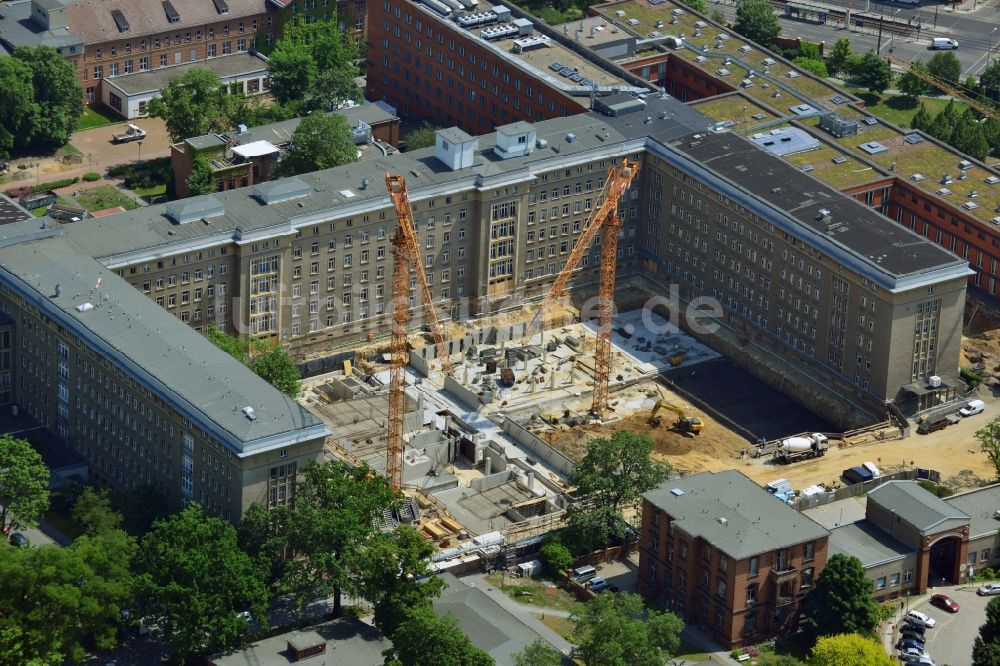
0 225 329 521
638 471 831 648
43 90 967 426
0 0 285 109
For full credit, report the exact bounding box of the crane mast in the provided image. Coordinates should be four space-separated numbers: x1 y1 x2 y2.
384 173 454 490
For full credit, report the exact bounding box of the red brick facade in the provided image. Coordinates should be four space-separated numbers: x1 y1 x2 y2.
637 498 829 649
365 0 585 136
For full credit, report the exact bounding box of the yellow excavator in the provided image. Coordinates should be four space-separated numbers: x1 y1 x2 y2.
648 399 704 434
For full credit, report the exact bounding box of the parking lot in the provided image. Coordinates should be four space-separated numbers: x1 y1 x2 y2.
894 586 990 666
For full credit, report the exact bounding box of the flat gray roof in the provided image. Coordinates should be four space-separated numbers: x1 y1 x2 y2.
0 194 32 226
828 520 913 567
869 481 970 535
670 130 971 287
207 618 389 666
105 52 267 96
946 484 1000 539
0 0 84 51
435 573 561 666
0 234 328 455
644 470 830 560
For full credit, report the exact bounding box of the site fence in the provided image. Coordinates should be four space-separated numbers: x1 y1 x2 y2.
789 468 940 511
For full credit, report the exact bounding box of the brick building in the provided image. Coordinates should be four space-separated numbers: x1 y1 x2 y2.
638 471 830 648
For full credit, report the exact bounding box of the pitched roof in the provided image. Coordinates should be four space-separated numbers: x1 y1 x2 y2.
643 470 830 560
65 0 268 43
828 519 913 567
946 484 1000 538
868 481 969 534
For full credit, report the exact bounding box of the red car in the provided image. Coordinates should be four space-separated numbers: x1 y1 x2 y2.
931 593 959 613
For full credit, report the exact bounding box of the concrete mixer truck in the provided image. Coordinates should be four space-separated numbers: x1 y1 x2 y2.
773 433 829 464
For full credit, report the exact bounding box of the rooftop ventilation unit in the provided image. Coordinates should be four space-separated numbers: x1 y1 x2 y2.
457 10 498 28
242 406 257 421
670 488 685 496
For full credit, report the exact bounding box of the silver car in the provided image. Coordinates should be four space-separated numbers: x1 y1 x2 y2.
978 582 1000 596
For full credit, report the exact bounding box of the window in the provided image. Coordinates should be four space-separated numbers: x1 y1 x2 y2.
804 542 814 562
746 584 757 604
875 576 886 590
717 579 727 599
890 573 900 587
904 569 913 583
748 557 759 577
801 567 814 588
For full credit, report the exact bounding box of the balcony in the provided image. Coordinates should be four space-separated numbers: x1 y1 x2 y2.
772 594 796 608
768 565 798 584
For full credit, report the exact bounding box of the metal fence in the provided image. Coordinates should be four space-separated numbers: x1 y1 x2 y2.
790 468 940 511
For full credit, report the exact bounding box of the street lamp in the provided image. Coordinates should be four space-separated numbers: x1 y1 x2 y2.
137 140 143 163
990 27 998 67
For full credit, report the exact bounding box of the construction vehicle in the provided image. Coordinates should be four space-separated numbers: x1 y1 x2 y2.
648 399 704 434
112 124 146 143
773 433 829 464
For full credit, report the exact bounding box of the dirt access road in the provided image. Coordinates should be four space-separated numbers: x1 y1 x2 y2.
737 392 997 492
2 117 171 190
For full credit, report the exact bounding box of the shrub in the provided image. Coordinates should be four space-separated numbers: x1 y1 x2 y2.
82 172 101 182
917 479 954 498
962 367 984 390
539 540 573 577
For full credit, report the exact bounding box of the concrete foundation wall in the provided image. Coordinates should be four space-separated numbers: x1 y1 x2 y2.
502 418 576 477
470 470 515 493
444 375 483 411
409 350 432 377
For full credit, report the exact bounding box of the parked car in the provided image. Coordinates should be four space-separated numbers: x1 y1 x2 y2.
588 577 610 592
900 655 935 666
8 532 29 548
896 638 925 652
901 628 926 642
978 582 1000 596
904 610 937 628
899 646 928 660
930 593 959 612
960 400 985 417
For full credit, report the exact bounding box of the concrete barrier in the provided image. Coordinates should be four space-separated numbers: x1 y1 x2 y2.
502 418 576 478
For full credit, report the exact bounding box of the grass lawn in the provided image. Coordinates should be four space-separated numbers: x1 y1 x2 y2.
134 183 167 200
843 88 970 129
76 184 140 212
675 637 711 662
533 613 576 642
484 573 581 613
77 106 121 131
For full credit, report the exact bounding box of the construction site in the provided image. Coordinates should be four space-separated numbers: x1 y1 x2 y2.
291 163 1000 573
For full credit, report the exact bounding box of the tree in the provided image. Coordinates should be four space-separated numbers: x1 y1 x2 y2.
307 67 363 113
734 0 780 48
897 61 933 100
249 343 302 397
711 9 726 24
851 51 893 94
285 460 398 614
147 68 240 143
0 528 135 663
566 431 669 551
974 598 1000 666
71 487 123 537
976 421 1000 480
910 103 932 131
951 109 989 161
792 57 828 79
10 46 83 150
359 525 445 636
927 51 961 86
383 605 494 666
826 39 853 78
267 40 318 107
928 99 961 142
980 59 1000 106
403 123 440 152
809 634 893 666
134 504 269 662
802 554 879 640
186 154 216 196
204 323 301 396
0 57 34 159
570 592 683 666
539 540 573 577
279 113 358 177
237 503 293 585
113 482 172 536
513 639 563 666
0 434 50 533
678 0 707 13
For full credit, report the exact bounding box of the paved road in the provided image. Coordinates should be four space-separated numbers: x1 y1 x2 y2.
882 585 986 666
709 0 1000 75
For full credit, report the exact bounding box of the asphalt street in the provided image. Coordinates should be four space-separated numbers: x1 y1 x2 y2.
708 0 1000 75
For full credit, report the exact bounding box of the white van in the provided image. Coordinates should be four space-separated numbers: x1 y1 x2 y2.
932 37 958 50
862 461 882 479
572 565 597 583
960 399 985 417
